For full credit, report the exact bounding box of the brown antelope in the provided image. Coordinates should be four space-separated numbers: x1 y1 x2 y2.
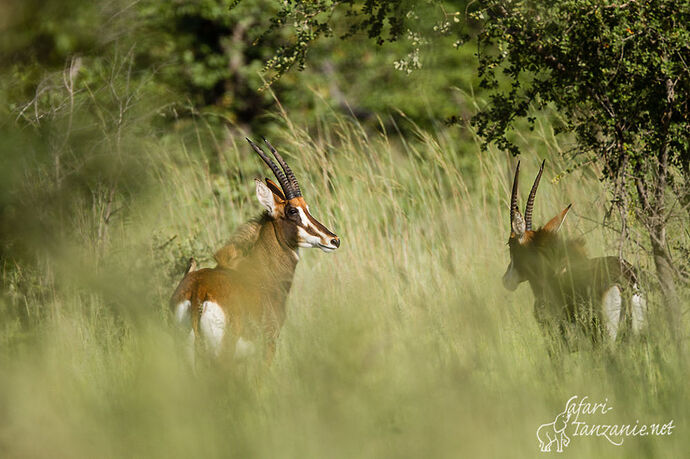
502 160 646 344
170 138 340 362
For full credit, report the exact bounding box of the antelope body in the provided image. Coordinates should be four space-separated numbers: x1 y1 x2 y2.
502 161 646 343
170 139 339 362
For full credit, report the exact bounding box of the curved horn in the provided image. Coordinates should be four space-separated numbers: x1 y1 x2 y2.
263 138 302 197
246 138 297 200
525 159 545 231
510 160 521 226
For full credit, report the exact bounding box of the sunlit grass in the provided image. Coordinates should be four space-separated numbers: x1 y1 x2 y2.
0 108 688 458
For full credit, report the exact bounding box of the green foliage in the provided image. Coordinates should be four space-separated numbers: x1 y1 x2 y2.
0 0 139 112
222 0 478 131
471 0 690 172
137 0 477 130
243 0 409 86
137 0 280 123
0 48 160 276
1 0 482 135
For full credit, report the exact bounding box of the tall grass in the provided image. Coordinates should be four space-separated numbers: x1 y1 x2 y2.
0 107 688 458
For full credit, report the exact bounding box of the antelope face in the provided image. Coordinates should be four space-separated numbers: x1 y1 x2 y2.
286 197 340 252
250 138 340 253
503 160 570 291
503 235 531 291
256 180 339 252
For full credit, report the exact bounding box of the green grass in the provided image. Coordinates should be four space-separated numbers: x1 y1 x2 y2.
1 109 688 458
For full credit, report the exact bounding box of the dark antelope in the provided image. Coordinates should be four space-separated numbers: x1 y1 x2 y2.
170 138 340 362
502 160 646 343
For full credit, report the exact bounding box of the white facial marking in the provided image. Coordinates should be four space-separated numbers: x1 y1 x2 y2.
199 301 226 357
234 337 256 359
602 286 622 341
295 207 337 251
175 300 191 328
631 284 647 333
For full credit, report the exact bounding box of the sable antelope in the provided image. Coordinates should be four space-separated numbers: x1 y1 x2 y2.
170 138 340 362
502 160 646 343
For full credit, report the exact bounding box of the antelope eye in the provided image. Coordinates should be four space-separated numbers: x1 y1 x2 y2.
287 207 299 216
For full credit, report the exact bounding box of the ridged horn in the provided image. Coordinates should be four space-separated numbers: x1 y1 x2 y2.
525 160 545 231
246 138 297 200
510 160 521 226
263 138 302 197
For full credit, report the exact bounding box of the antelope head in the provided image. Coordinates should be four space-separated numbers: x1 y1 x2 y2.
247 138 340 252
502 160 572 291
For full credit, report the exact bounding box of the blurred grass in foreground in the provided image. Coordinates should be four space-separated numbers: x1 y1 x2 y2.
0 105 688 458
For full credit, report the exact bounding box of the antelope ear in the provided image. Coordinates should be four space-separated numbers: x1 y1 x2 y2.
265 178 286 201
255 179 284 215
543 204 572 233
